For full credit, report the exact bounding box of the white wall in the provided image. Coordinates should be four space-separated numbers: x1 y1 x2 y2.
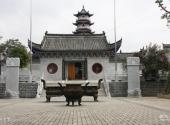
40 58 62 81
105 62 127 82
31 57 127 82
87 57 126 80
87 57 107 80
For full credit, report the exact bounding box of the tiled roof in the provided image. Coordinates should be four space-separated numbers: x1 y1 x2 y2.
42 34 109 50
163 44 170 49
163 44 170 52
29 33 122 52
74 6 93 17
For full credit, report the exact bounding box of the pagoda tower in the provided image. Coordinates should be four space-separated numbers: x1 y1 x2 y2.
73 6 94 34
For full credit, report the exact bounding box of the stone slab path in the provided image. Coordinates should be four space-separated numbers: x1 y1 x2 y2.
0 97 170 125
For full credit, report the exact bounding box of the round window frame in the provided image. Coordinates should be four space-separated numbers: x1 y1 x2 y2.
47 63 58 74
92 63 103 74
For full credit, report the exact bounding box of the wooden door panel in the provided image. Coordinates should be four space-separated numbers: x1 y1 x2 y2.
68 64 75 80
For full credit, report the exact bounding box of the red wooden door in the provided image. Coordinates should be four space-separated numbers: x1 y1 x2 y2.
68 64 76 80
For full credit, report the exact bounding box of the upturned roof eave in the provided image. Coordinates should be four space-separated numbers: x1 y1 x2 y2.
30 38 122 53
74 13 93 17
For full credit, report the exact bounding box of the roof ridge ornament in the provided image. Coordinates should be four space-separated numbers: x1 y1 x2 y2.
81 5 86 13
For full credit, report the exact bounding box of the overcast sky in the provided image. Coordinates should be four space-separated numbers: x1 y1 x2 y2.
0 0 169 52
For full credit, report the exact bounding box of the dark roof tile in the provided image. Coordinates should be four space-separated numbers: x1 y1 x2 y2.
42 34 108 50
29 33 122 53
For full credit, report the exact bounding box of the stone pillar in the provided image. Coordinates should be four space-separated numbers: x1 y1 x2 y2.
127 57 141 97
6 58 20 97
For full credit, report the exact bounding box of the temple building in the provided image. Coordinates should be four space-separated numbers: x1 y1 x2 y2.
29 6 122 82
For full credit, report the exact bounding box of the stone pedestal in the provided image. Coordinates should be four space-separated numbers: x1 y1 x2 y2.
6 58 20 97
127 57 141 97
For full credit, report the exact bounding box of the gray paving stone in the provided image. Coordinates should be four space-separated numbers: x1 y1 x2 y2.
0 97 170 125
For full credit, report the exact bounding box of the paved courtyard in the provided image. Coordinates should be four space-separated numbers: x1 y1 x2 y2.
0 97 170 125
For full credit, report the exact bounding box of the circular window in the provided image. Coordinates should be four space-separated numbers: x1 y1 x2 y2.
92 63 103 74
47 63 58 74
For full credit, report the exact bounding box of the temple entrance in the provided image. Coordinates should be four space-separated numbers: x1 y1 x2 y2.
68 62 82 80
68 64 75 80
63 59 87 80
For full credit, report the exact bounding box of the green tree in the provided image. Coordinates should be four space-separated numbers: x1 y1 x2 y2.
134 43 169 80
0 39 30 68
155 0 170 27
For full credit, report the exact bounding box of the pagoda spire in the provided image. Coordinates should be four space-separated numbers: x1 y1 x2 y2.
73 6 94 34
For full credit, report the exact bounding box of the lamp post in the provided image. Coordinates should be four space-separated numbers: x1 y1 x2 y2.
0 36 4 76
114 0 117 82
29 0 33 75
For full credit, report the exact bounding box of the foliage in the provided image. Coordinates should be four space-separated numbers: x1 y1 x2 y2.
134 43 169 80
0 39 30 68
155 0 170 26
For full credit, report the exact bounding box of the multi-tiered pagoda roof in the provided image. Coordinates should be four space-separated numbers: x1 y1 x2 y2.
29 6 122 58
73 6 94 34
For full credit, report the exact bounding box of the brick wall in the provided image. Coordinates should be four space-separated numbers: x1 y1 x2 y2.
109 82 128 97
140 81 167 96
19 82 38 98
0 83 6 98
109 80 167 97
